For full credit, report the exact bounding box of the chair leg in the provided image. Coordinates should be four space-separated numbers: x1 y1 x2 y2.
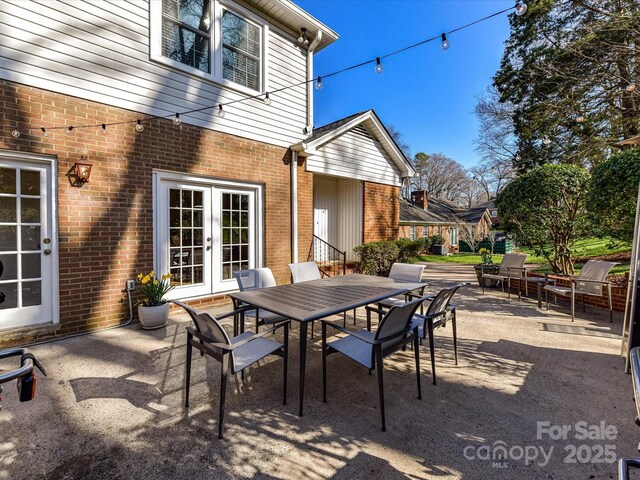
353 308 357 325
366 307 372 332
218 355 229 439
310 321 314 339
481 272 485 294
452 310 458 366
582 294 586 313
185 334 193 408
507 278 511 299
414 335 422 400
283 323 289 405
375 346 386 432
427 319 436 385
608 284 613 323
571 284 576 322
322 322 328 403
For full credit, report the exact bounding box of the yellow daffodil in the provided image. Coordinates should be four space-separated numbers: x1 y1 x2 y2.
137 273 143 280
149 271 155 277
162 273 172 280
141 275 151 284
153 280 159 286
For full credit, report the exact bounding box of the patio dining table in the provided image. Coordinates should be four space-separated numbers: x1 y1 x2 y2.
229 273 427 416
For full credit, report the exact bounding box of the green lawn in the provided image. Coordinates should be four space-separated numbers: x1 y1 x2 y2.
415 237 632 275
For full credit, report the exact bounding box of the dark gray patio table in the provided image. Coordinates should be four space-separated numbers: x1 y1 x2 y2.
229 273 427 416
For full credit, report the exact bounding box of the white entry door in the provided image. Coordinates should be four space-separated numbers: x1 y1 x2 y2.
155 174 262 298
0 159 56 330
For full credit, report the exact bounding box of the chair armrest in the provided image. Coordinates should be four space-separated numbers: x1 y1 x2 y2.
321 320 376 344
187 321 289 351
213 305 254 321
366 305 387 315
407 292 435 301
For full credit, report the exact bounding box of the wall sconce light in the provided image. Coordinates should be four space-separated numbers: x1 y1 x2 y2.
71 156 93 187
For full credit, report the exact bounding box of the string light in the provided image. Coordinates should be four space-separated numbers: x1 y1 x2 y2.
173 113 181 126
19 4 522 136
101 124 107 134
66 126 74 135
11 128 20 138
627 83 637 92
576 115 585 123
41 127 48 137
263 92 271 105
543 137 551 145
375 57 383 74
440 33 450 51
515 3 528 16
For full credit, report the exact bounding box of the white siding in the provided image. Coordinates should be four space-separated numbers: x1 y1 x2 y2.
0 0 307 148
313 175 362 261
306 126 402 186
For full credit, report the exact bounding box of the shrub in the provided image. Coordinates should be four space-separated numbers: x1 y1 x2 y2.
430 234 446 246
353 239 422 276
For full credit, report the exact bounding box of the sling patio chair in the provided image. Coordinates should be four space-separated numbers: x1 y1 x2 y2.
480 253 528 299
173 300 289 439
321 297 424 432
235 268 289 334
371 263 427 328
543 260 618 322
288 261 349 335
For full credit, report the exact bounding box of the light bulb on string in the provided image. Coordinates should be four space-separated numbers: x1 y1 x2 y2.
315 76 323 90
440 33 450 51
217 104 225 118
375 57 383 74
627 83 637 93
263 92 271 105
515 3 528 16
66 126 74 135
101 124 107 135
11 128 20 138
41 127 48 137
543 137 551 145
173 113 181 126
576 115 585 123
135 120 144 132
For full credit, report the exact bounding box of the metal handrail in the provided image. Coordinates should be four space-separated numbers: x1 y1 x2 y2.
309 235 347 276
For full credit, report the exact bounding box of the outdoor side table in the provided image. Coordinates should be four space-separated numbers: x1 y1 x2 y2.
229 273 427 417
524 276 555 308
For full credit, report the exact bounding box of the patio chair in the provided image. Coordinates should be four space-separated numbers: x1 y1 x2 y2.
321 297 424 431
235 268 289 334
288 261 349 333
543 260 617 322
372 263 426 327
407 283 467 385
173 300 289 439
481 253 528 299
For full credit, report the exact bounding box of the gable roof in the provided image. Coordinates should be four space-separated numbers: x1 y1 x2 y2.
400 197 491 225
291 110 416 178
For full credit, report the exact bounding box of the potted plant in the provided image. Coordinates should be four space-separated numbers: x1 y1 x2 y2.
137 271 174 329
430 235 447 256
473 248 499 286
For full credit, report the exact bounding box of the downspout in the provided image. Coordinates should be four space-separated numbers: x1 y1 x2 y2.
291 30 323 264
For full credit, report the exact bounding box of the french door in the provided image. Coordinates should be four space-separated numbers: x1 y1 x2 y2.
156 174 261 298
0 155 57 331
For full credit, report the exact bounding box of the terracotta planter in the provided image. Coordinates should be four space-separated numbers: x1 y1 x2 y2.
138 303 169 330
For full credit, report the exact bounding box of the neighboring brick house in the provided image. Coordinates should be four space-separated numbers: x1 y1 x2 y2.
399 191 492 251
0 0 413 344
474 199 499 225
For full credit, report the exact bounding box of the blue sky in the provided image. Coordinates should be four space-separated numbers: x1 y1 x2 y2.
296 0 513 168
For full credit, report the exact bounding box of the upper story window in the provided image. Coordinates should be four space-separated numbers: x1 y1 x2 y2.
152 0 266 93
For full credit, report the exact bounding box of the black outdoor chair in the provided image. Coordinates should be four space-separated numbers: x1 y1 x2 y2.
173 300 289 439
321 297 424 432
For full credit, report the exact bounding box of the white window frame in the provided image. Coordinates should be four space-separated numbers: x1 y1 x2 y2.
153 170 263 300
410 225 416 241
150 0 269 96
450 227 458 246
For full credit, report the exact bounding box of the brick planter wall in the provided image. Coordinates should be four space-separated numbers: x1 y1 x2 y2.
0 80 312 346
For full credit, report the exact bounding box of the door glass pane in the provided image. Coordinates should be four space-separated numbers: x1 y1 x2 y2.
168 187 204 286
21 226 40 251
0 169 16 194
0 197 16 222
21 253 41 279
21 198 40 224
0 226 17 250
221 192 251 280
22 281 41 307
0 253 17 280
20 171 40 195
0 282 17 309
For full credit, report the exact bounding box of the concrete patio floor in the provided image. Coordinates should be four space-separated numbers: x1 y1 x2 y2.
1 264 637 479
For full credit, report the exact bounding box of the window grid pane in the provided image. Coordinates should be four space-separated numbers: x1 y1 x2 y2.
161 0 210 73
169 188 204 286
222 10 261 90
221 193 250 280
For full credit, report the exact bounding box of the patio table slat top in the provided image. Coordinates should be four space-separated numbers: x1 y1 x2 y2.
229 273 426 322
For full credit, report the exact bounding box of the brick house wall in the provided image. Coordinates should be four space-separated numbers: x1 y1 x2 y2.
0 80 312 345
363 182 399 242
399 224 454 249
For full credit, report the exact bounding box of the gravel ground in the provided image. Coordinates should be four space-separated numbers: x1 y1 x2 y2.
0 264 635 479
